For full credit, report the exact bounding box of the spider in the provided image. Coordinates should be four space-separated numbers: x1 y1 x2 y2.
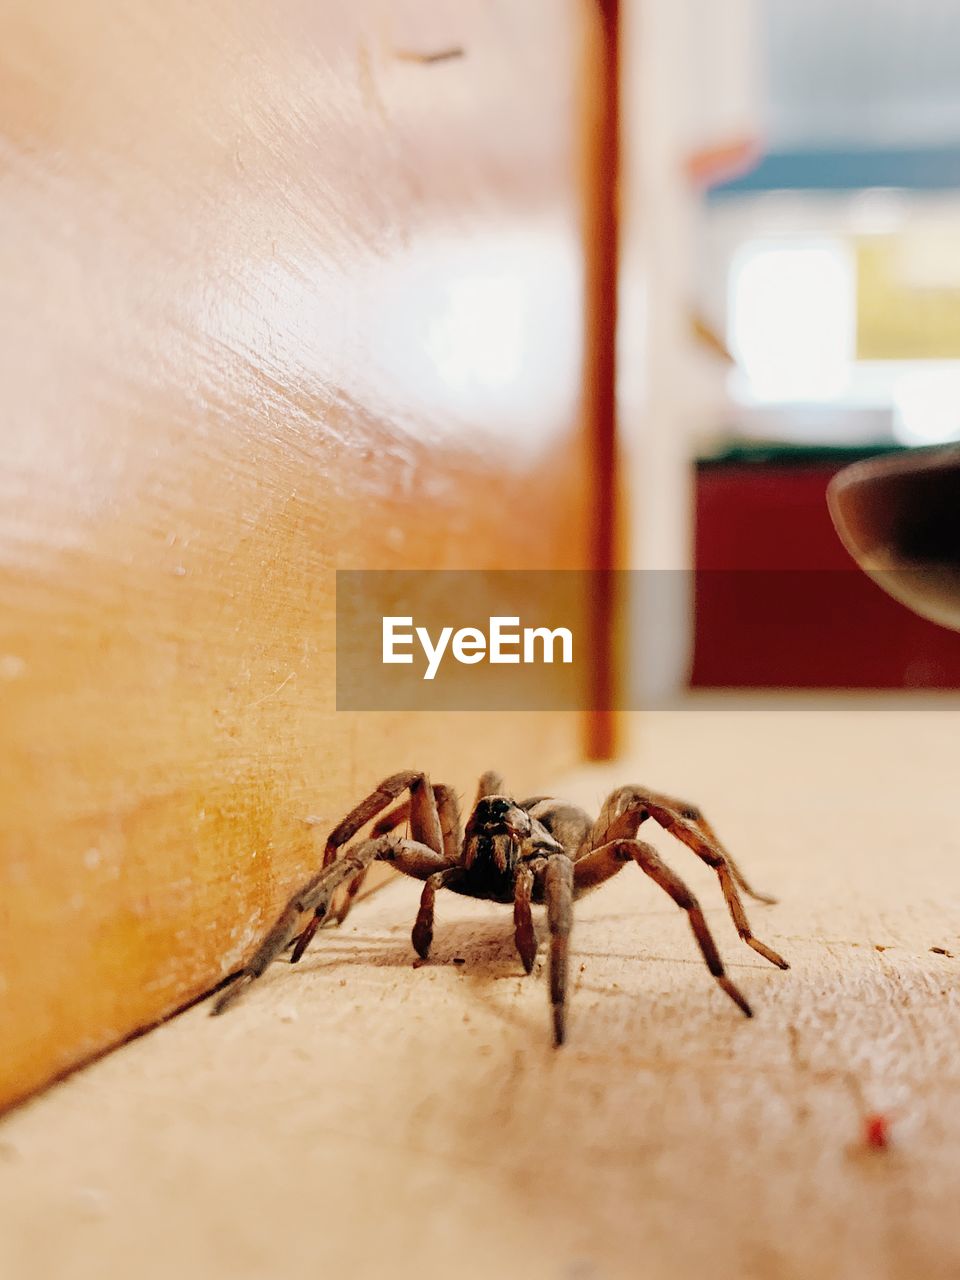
211 770 789 1042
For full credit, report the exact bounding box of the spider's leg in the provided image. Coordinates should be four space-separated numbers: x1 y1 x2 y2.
213 834 392 1014
304 865 378 942
571 841 629 894
371 783 461 860
212 836 445 1014
309 771 448 936
513 860 543 973
320 783 461 935
654 790 776 904
298 830 455 957
371 801 411 837
324 771 444 867
645 800 788 970
412 866 464 959
586 838 753 1017
295 860 369 945
434 784 463 860
541 854 574 1045
289 910 323 962
308 781 458 953
362 791 437 929
346 800 416 927
474 770 506 802
329 867 370 928
592 788 789 971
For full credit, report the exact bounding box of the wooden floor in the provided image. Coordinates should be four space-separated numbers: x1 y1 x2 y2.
4 699 960 1280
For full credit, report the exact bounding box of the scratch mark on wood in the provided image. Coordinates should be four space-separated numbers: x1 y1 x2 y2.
247 672 296 709
394 47 465 64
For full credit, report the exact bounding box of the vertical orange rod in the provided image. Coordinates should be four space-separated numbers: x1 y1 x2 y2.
584 0 620 759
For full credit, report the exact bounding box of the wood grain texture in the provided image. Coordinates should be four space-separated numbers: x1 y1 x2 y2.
3 701 960 1280
0 0 605 1109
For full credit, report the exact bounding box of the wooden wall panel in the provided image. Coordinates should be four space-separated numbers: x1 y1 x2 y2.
0 0 606 1109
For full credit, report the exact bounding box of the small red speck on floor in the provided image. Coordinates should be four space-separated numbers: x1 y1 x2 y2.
864 1113 890 1150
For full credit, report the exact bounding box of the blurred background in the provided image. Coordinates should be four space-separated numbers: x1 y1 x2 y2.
626 0 960 697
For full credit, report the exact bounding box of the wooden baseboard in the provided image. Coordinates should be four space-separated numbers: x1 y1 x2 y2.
0 0 615 1109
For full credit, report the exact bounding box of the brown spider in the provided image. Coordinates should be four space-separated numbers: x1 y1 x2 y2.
212 770 789 1042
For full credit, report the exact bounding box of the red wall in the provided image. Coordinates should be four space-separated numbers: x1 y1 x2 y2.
692 460 960 687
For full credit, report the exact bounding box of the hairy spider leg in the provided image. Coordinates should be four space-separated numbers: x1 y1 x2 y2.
542 854 574 1045
211 834 448 1014
590 788 789 971
371 783 462 860
513 861 539 973
317 782 464 935
643 787 777 905
412 866 464 959
291 772 454 956
475 770 506 802
323 772 444 867
572 838 752 1016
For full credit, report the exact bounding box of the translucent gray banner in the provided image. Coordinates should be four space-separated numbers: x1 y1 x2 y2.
336 570 960 710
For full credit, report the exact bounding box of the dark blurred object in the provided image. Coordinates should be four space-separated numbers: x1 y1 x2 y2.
828 446 960 632
692 444 960 688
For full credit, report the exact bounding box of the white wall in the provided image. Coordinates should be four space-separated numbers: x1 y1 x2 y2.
620 0 762 699
764 0 960 148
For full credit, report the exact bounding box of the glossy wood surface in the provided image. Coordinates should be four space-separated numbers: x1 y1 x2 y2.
0 0 605 1108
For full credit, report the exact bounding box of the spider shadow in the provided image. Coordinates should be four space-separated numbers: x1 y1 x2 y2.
263 880 784 1046
282 915 555 1039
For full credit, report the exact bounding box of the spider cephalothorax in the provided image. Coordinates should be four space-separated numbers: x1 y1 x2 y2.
212 770 789 1043
461 795 554 892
